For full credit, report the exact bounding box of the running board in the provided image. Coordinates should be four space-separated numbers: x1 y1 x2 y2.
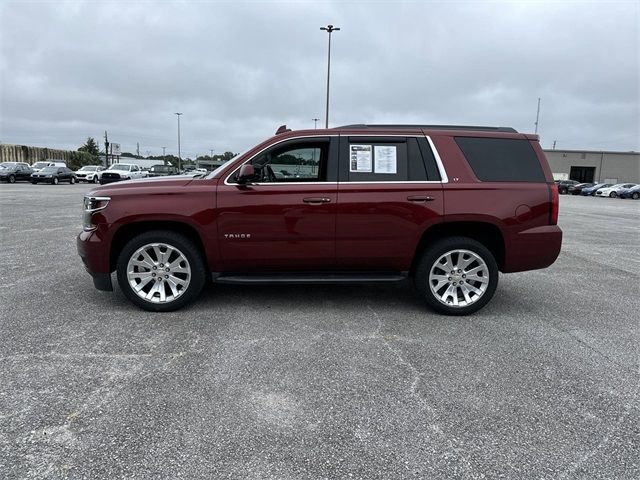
212 272 408 285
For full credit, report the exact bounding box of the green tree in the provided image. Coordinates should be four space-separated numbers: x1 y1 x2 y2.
78 137 100 157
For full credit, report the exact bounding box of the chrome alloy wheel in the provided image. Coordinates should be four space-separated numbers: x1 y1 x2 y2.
126 243 191 304
428 249 490 308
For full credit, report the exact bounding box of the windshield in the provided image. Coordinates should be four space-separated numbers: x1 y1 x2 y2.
41 167 58 172
32 162 49 168
206 150 249 179
1 162 17 169
109 164 131 171
80 166 98 171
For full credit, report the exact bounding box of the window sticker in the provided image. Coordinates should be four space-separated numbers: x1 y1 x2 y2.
374 146 397 174
350 144 372 172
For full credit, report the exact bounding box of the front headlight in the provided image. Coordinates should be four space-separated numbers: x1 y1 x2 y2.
83 195 110 231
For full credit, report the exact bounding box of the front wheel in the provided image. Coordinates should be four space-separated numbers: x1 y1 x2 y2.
633 192 639 200
52 177 59 185
93 176 98 183
414 237 498 315
116 230 206 312
70 176 75 184
8 175 16 184
610 192 617 198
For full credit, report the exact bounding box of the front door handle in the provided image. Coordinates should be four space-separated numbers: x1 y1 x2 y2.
407 195 435 203
303 197 332 204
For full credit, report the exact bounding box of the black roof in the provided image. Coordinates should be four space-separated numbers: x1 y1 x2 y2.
336 124 518 133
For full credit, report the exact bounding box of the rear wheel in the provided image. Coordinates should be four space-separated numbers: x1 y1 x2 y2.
8 175 15 184
52 177 59 185
415 236 498 315
610 192 617 198
116 230 206 312
633 192 639 200
70 176 76 184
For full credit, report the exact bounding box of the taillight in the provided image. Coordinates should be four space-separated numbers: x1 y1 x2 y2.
549 183 559 225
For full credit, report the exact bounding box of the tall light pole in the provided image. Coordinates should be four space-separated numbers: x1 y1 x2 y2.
175 112 183 172
320 24 340 129
534 97 541 134
312 118 319 129
162 146 166 166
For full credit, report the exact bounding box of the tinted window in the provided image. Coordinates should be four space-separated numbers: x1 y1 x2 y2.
455 137 545 182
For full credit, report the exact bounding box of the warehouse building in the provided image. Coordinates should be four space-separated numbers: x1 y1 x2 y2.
544 149 640 184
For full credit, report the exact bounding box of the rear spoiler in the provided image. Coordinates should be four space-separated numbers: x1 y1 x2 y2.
524 134 539 141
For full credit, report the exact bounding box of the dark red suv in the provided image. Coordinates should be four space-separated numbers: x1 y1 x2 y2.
77 124 562 315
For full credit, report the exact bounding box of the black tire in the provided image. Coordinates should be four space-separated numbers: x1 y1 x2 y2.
609 192 617 198
116 230 206 312
70 176 76 184
559 187 567 194
414 236 498 316
31 181 37 184
93 176 98 183
8 175 16 184
52 177 59 185
633 192 639 200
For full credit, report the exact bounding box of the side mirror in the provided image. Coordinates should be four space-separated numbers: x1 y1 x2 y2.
237 164 255 184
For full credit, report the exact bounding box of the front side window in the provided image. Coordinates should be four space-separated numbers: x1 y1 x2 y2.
232 141 328 183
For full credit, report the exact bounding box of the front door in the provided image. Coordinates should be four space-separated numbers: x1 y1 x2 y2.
216 137 339 271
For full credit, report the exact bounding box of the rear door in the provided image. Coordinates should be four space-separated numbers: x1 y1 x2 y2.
216 136 339 271
335 135 444 271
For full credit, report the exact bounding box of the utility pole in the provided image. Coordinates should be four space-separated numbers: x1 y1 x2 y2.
136 142 140 157
175 113 183 172
320 24 340 129
162 146 167 166
534 97 541 134
552 140 556 150
210 148 214 160
312 118 319 129
104 130 109 166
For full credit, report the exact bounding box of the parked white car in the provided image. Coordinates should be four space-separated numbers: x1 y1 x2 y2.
31 161 67 172
75 165 105 183
595 183 637 198
99 163 147 184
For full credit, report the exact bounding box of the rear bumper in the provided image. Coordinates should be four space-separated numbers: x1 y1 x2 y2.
77 229 113 291
503 225 562 273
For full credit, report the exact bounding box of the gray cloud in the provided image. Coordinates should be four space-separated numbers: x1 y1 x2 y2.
1 0 638 157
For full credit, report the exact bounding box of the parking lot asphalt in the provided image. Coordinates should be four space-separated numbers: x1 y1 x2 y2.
0 184 638 479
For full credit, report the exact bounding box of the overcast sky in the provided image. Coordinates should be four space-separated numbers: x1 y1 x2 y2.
1 0 638 158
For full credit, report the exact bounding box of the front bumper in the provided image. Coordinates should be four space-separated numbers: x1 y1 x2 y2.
77 229 113 291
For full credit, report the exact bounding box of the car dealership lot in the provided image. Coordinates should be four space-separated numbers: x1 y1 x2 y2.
0 185 638 479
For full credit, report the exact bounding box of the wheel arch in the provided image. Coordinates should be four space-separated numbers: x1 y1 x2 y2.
110 221 207 272
411 221 505 273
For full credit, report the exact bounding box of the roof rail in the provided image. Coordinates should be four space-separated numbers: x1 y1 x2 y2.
336 124 518 133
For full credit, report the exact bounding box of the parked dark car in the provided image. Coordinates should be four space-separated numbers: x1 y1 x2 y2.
0 162 34 183
568 182 595 195
555 179 580 194
619 185 640 199
31 166 76 185
581 183 612 196
147 164 178 177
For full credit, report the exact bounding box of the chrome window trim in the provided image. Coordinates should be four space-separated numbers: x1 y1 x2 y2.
223 133 449 186
425 135 449 183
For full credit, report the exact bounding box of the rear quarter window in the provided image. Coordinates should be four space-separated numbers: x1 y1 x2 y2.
455 137 545 182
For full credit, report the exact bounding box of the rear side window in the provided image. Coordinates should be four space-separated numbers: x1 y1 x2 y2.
455 137 545 182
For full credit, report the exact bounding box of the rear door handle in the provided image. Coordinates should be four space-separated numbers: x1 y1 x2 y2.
303 197 332 204
407 195 435 202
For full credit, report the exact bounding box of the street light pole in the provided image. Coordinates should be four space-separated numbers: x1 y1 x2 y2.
320 24 340 129
175 113 183 172
312 118 319 129
162 146 166 166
